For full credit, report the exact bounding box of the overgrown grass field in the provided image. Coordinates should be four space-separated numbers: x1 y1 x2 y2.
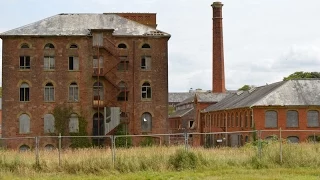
1 142 320 179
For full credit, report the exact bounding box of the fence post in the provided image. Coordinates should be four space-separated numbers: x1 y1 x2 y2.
279 128 283 164
35 136 40 166
184 132 188 151
258 130 261 159
58 133 61 166
111 135 116 168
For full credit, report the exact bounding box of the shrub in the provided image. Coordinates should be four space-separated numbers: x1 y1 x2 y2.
169 149 198 171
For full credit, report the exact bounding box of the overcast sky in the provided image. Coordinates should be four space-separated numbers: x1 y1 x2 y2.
1 0 320 92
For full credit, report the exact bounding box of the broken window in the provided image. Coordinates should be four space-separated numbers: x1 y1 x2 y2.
69 82 79 102
93 56 103 75
20 83 30 102
20 56 31 69
141 112 152 132
44 43 55 49
117 81 128 101
44 56 55 70
287 136 299 143
117 43 127 49
44 83 54 102
307 110 319 127
265 110 278 128
117 56 129 71
142 43 151 49
141 82 151 99
189 120 195 129
19 114 30 134
20 43 30 49
141 56 151 70
286 110 299 127
69 44 78 49
69 56 79 70
69 113 79 133
44 114 55 133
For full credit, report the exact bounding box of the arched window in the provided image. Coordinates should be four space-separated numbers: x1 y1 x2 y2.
117 81 128 101
245 112 248 127
231 113 234 127
69 82 79 102
287 136 299 143
117 43 127 49
20 83 30 102
141 43 151 49
235 112 239 127
20 43 30 49
141 112 152 132
69 113 79 133
239 112 243 127
44 114 55 133
44 43 55 49
19 145 30 152
93 113 104 136
69 44 78 49
93 82 104 101
286 110 299 127
265 110 277 128
307 110 319 127
19 114 30 133
44 83 54 102
141 82 151 99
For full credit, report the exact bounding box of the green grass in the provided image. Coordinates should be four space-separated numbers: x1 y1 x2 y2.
0 142 320 179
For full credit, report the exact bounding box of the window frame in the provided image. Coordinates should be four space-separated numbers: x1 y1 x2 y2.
286 110 299 128
265 110 278 128
19 56 31 69
69 113 79 133
44 83 55 102
141 112 152 132
19 114 30 134
141 82 152 99
44 56 55 70
117 56 129 71
141 56 151 70
20 83 30 102
68 56 79 71
69 82 79 102
307 110 319 127
44 114 55 133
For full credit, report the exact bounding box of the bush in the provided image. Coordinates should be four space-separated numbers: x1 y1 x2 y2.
169 149 198 171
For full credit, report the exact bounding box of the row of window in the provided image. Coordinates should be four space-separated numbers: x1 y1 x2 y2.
265 110 320 128
18 112 153 134
20 81 152 102
20 55 152 71
204 111 253 128
19 42 151 50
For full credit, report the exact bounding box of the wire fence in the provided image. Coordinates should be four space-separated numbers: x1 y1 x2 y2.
1 129 320 167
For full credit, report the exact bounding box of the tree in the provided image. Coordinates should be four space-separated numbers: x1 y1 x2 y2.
238 85 254 91
283 71 320 81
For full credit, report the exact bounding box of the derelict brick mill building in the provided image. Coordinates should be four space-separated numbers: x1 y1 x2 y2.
0 13 170 149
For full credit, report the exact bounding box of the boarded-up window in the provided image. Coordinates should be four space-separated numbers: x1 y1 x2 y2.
19 114 30 133
20 83 30 102
44 56 55 70
141 56 151 70
93 33 103 46
287 136 299 143
69 114 79 133
69 56 79 70
69 82 79 102
141 112 152 132
265 110 277 128
286 110 299 127
44 114 55 133
307 110 319 127
44 83 54 102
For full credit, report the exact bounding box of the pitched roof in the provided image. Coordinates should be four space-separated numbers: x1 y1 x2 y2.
196 92 230 103
168 92 195 103
169 108 194 118
0 13 170 37
204 79 320 112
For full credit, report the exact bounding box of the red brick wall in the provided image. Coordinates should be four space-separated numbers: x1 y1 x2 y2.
1 34 169 149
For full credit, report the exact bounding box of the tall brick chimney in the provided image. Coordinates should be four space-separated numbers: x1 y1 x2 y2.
211 1 226 93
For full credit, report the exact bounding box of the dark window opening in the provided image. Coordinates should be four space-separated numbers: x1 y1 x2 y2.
69 56 79 70
141 56 151 70
44 43 55 49
21 43 30 49
69 44 78 49
142 43 151 48
20 56 30 69
141 82 151 99
189 120 195 129
20 83 30 102
118 43 127 49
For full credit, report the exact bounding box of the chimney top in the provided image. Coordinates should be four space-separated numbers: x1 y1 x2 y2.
211 1 223 8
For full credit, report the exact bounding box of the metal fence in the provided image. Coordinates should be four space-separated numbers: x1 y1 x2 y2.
1 129 320 166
